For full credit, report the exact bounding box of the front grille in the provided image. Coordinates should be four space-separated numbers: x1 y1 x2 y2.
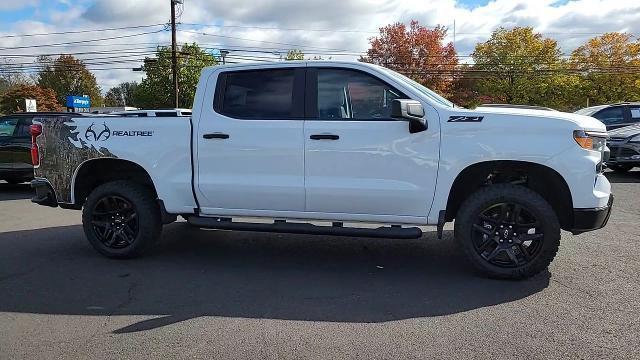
609 146 639 160
620 148 639 157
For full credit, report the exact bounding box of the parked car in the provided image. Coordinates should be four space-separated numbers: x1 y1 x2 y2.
30 61 612 280
606 123 640 172
108 109 192 117
0 112 100 184
575 102 640 130
479 104 557 111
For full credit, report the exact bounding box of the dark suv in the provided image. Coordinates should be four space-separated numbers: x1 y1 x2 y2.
0 112 83 184
575 103 640 130
606 124 640 172
0 114 35 184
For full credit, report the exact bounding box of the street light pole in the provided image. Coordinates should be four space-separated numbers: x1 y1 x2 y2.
170 0 180 108
220 50 229 65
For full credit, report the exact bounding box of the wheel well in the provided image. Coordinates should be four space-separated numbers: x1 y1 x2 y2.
445 161 574 230
73 159 157 207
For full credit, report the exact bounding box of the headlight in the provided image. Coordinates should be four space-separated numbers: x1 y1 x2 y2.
630 134 640 143
573 130 607 151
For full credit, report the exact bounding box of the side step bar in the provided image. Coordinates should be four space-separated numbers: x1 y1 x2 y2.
186 216 423 239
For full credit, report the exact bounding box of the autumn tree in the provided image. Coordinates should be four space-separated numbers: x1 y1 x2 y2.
285 49 305 60
471 27 577 109
36 55 103 107
0 59 32 93
104 82 139 107
361 21 458 96
570 32 640 106
0 84 61 113
134 43 218 108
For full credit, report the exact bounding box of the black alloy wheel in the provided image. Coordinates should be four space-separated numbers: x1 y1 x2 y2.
91 195 139 249
471 202 544 268
454 184 560 279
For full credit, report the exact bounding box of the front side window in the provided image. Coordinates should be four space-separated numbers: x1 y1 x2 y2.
629 106 640 123
0 118 18 137
593 107 625 125
316 69 406 120
220 69 296 119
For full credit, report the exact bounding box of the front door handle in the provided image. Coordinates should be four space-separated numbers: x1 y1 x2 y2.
310 134 339 140
203 133 229 139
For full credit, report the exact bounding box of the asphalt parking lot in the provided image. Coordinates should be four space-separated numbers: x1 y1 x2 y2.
1 171 639 359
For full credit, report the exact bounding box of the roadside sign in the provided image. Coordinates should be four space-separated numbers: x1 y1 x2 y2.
25 99 37 112
66 95 91 109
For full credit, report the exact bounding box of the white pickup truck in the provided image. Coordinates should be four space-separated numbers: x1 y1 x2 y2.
30 61 613 279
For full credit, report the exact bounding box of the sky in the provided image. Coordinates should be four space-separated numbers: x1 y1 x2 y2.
0 0 638 93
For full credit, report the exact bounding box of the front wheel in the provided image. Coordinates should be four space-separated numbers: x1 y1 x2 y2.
454 184 560 280
82 180 162 258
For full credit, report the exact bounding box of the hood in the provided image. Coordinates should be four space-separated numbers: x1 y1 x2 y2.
471 106 606 132
608 124 640 139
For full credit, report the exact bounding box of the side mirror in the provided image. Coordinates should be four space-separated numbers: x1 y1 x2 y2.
391 99 427 133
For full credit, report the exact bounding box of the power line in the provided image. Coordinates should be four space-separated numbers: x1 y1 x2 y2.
0 30 166 50
178 29 356 53
0 23 166 38
179 22 380 34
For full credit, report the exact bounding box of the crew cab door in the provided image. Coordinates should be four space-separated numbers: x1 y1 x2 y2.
195 67 306 214
303 67 440 219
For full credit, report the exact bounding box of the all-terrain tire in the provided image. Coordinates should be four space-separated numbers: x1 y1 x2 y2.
454 184 560 280
82 180 162 258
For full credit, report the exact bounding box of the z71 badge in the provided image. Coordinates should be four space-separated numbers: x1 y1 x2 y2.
448 115 484 122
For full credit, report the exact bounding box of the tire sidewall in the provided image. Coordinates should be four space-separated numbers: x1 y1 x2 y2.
82 181 161 258
455 185 560 279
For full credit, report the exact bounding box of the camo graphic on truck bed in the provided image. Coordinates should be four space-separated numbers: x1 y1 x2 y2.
34 116 117 204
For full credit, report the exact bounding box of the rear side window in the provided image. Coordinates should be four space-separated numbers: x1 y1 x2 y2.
217 69 297 119
629 106 640 122
15 118 32 137
593 107 625 125
0 118 18 137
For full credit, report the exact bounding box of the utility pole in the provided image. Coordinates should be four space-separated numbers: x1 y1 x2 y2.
170 0 180 108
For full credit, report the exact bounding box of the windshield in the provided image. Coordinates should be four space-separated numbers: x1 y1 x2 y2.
378 67 456 108
574 107 601 116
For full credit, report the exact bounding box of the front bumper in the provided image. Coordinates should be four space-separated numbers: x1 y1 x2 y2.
571 194 613 235
31 179 58 207
606 143 640 165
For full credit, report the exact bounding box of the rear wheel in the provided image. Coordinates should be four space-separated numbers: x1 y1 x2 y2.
608 164 633 173
82 180 161 258
454 184 560 280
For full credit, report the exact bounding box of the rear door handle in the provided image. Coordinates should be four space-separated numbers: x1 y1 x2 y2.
203 133 229 139
310 134 339 140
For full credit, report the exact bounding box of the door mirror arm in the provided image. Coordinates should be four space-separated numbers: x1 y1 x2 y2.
391 99 428 133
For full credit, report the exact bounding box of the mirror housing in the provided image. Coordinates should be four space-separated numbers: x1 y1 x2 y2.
391 99 427 133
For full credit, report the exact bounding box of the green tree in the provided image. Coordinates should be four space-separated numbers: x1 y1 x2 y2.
285 49 305 60
570 32 640 106
0 84 61 113
36 55 103 107
134 43 218 108
104 82 139 107
471 27 576 109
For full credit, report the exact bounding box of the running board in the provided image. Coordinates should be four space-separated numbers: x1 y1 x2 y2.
186 216 423 239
